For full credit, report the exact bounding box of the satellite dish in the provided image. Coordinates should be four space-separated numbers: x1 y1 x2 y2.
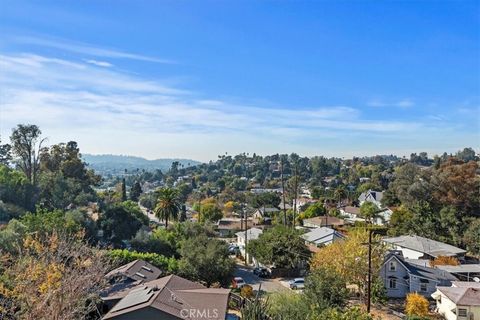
473 277 480 283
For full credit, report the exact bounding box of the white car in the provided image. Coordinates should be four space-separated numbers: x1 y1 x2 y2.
232 277 247 289
289 278 305 290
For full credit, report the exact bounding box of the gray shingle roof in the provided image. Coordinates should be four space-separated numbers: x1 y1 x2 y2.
437 286 480 306
103 275 230 319
236 227 263 240
105 260 163 283
301 227 345 245
383 235 466 257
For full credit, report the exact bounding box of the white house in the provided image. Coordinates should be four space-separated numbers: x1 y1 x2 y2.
301 227 345 247
432 282 480 320
236 227 263 262
382 235 466 260
358 189 384 207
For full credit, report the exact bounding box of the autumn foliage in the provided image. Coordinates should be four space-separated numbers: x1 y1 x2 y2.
0 232 110 320
429 256 460 268
405 293 429 317
310 229 385 298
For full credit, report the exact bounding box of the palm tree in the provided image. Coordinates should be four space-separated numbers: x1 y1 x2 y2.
360 202 383 225
154 187 181 228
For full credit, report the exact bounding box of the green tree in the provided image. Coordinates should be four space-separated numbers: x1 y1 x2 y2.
360 201 381 224
464 218 480 256
98 202 148 246
269 292 310 320
199 203 223 223
129 181 142 202
248 226 310 269
301 201 326 219
178 234 234 286
0 137 11 164
304 267 348 311
154 187 181 228
10 124 47 185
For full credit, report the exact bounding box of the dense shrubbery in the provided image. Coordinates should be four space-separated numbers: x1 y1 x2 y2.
106 249 179 273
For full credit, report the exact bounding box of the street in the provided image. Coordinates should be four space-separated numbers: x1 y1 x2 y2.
234 264 289 293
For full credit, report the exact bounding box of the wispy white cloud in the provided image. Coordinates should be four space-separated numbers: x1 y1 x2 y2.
84 59 113 68
12 35 175 64
367 98 414 108
0 52 441 161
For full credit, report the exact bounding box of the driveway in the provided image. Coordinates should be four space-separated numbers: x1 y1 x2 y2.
234 264 289 293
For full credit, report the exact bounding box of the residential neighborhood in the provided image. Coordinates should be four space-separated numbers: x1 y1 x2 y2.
0 1 478 319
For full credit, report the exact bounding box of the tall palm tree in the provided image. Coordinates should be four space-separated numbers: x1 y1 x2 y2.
154 187 181 228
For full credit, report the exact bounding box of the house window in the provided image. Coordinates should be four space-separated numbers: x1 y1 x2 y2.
389 261 396 272
420 283 427 292
458 308 467 317
389 278 397 289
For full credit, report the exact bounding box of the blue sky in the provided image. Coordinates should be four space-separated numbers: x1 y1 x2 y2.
0 0 478 161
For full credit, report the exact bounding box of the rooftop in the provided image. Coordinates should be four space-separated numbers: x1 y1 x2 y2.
383 235 466 257
235 227 263 240
301 227 345 244
303 216 344 227
105 259 162 283
436 286 480 306
103 274 230 319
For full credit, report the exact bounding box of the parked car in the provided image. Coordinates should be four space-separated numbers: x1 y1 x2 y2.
232 277 246 289
289 278 305 290
253 267 270 278
228 245 240 255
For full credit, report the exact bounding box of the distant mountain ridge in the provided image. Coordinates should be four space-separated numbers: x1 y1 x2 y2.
82 154 201 174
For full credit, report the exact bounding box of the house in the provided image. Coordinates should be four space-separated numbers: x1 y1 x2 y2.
432 282 480 320
301 227 345 248
102 274 230 320
236 227 263 262
383 235 467 260
294 198 316 212
102 260 163 308
339 206 363 222
216 218 253 237
303 216 344 229
252 207 279 224
358 189 384 207
380 251 457 298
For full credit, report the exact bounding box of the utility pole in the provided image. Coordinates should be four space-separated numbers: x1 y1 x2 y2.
293 162 298 228
244 203 248 266
280 159 287 226
367 228 372 313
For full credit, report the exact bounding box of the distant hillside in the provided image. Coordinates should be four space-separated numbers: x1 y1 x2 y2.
82 154 201 175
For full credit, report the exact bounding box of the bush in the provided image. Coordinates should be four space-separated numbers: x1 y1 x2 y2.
405 293 429 317
106 249 178 273
240 285 254 299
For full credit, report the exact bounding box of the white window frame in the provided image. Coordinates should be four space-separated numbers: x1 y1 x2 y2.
420 282 428 292
389 261 396 272
458 308 467 317
389 278 397 289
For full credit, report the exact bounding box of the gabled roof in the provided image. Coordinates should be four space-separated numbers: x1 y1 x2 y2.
301 227 345 244
383 235 466 257
437 286 480 306
384 252 457 282
103 275 230 319
236 227 263 240
358 190 383 202
105 260 163 283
